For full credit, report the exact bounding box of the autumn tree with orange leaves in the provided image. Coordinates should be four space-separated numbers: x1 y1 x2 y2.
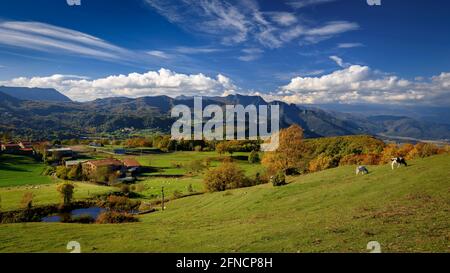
262 124 310 175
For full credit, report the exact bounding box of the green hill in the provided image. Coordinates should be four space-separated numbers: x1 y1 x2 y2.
0 155 53 187
0 154 449 253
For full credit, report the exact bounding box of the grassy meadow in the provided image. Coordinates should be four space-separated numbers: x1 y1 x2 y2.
0 154 52 187
0 153 448 253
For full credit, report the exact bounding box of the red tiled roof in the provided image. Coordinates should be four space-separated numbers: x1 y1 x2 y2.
86 159 123 167
122 158 141 167
2 144 20 148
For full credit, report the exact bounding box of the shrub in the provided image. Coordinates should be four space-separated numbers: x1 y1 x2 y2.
55 166 69 180
105 195 138 211
184 159 207 174
380 144 400 164
96 211 138 224
407 143 442 159
67 163 83 181
121 184 130 195
194 145 203 152
204 162 247 192
308 154 334 172
271 172 286 187
398 143 415 158
57 183 74 208
248 150 260 164
339 153 381 166
42 166 56 176
253 172 269 185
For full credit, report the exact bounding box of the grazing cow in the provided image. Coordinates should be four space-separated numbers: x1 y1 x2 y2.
391 157 408 170
356 166 369 175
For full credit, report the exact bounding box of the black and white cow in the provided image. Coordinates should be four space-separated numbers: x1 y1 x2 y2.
391 157 407 170
356 166 369 175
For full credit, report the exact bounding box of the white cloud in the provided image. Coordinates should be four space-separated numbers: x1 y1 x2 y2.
0 21 132 62
174 46 222 54
146 50 172 59
146 0 358 49
288 0 337 9
306 21 359 36
0 69 237 101
329 55 349 68
238 48 264 61
277 65 450 105
267 12 298 26
2 66 450 106
338 42 364 48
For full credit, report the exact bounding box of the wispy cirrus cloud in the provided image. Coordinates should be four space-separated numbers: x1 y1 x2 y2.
238 48 264 62
338 42 364 48
146 50 173 59
288 0 337 9
145 0 358 50
266 12 298 26
0 21 134 62
173 46 223 54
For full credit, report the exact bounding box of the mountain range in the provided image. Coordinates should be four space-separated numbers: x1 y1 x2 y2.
0 86 449 141
0 86 72 102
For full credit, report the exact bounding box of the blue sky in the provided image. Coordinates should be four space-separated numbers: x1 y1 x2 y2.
0 0 449 105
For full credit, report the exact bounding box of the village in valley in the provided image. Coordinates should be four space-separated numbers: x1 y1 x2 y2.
1 140 142 184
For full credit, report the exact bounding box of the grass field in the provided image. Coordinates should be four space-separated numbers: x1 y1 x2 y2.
129 151 264 199
0 154 448 253
0 182 114 211
0 154 52 187
129 151 261 176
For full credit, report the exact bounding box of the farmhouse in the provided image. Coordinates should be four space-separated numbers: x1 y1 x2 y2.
19 141 33 149
47 147 74 158
122 158 141 170
1 143 21 154
82 158 125 176
65 159 89 168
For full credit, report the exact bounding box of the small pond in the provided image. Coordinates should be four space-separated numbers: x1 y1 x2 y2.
42 207 106 223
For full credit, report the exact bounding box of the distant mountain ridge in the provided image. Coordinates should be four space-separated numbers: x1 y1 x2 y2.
312 103 450 125
1 90 449 141
0 86 72 102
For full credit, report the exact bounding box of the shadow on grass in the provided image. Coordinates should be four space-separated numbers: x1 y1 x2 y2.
0 155 39 172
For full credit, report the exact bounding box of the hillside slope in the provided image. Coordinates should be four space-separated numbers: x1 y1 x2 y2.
0 86 71 102
0 155 449 253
